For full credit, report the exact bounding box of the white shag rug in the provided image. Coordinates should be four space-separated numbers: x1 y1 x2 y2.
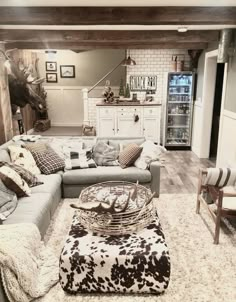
36 194 236 302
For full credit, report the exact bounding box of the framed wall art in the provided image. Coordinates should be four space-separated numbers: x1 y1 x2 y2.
60 65 75 78
45 61 57 72
130 75 157 91
46 73 58 83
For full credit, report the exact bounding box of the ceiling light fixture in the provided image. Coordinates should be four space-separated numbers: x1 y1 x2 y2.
178 27 188 33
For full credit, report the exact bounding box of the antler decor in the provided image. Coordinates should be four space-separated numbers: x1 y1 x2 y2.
2 49 47 115
70 181 156 235
71 193 130 214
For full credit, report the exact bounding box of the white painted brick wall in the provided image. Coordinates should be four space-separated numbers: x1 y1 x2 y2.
127 49 190 143
88 49 190 142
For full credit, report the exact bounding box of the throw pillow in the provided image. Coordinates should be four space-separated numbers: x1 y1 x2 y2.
0 166 31 197
93 141 119 166
134 141 167 170
30 145 65 175
204 168 236 187
8 145 41 175
0 180 18 221
118 143 143 169
25 142 48 153
0 161 43 187
65 149 97 170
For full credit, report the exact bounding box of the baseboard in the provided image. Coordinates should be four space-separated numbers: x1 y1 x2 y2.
24 128 34 134
51 123 83 127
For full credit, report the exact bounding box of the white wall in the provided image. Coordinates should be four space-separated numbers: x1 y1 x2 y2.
36 49 125 126
45 86 84 126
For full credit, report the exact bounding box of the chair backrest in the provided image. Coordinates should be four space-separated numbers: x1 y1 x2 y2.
204 168 236 187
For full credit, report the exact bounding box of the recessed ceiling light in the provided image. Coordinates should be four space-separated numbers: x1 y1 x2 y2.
178 27 188 33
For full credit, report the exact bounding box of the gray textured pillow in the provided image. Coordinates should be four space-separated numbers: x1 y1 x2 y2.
93 141 119 166
0 180 18 221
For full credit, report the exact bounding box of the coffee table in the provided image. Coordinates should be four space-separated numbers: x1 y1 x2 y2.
59 212 170 294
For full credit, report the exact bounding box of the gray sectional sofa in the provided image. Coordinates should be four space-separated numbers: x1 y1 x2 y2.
0 136 161 302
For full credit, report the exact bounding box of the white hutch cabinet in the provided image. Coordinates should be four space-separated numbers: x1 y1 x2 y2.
96 104 161 143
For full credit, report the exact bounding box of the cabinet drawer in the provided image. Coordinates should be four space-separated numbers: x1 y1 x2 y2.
117 107 141 116
143 107 160 117
98 107 114 117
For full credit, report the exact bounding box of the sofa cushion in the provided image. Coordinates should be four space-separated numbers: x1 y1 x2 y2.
31 174 61 195
63 166 151 185
0 149 11 163
109 137 145 151
3 193 52 232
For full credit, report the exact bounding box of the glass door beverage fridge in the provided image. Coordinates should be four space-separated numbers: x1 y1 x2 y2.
165 72 195 147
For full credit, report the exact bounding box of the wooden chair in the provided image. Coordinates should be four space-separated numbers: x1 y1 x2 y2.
196 168 236 244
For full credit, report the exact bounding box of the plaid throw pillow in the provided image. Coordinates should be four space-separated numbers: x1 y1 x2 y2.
0 161 43 187
118 143 143 169
30 146 65 175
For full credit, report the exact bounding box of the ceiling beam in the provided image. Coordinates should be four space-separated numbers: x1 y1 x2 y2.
5 41 208 50
0 30 219 43
0 7 235 25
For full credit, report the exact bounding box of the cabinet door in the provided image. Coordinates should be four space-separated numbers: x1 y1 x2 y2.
98 117 115 137
117 115 142 137
143 117 160 143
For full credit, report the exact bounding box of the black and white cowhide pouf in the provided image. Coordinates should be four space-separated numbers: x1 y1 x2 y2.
59 213 171 294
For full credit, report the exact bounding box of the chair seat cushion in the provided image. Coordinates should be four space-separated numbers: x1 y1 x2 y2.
223 197 236 210
63 166 151 185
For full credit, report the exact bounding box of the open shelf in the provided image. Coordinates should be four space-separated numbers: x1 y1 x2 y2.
167 125 189 128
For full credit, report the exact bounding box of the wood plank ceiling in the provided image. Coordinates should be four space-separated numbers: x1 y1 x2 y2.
1 6 235 50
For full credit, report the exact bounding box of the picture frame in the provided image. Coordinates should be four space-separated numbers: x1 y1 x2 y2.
45 61 57 72
46 73 58 83
130 75 157 91
60 65 75 78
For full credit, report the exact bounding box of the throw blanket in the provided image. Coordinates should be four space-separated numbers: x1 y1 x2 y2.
0 223 58 302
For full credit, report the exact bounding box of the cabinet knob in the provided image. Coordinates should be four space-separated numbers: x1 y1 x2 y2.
117 129 119 132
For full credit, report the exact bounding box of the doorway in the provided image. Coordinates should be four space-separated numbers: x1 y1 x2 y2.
209 63 225 160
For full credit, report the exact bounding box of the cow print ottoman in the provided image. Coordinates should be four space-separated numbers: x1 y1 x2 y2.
59 213 170 294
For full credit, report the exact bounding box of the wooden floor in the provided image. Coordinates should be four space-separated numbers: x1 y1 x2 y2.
160 151 215 194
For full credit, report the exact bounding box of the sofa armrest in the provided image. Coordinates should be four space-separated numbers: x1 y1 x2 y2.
149 161 161 197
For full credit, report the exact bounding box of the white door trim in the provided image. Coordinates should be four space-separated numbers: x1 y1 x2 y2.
198 49 218 158
216 63 228 166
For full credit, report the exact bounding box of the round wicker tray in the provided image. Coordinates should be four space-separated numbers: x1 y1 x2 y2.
76 181 156 235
